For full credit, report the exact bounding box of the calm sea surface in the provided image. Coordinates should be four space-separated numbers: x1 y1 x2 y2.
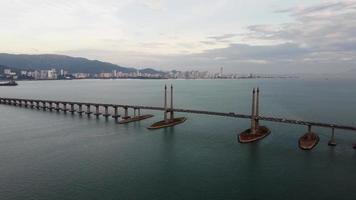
0 78 356 200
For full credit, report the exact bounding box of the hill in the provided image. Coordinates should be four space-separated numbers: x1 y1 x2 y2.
0 53 161 74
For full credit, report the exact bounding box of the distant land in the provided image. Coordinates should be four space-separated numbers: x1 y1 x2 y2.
0 53 164 74
0 53 301 80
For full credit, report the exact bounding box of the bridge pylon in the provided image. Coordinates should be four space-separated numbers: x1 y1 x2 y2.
238 88 270 143
148 84 186 129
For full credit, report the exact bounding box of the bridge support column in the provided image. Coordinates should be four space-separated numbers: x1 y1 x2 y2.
42 101 46 111
112 106 120 121
48 102 53 111
328 128 337 146
63 103 67 113
134 108 136 117
55 102 60 112
138 108 141 117
36 101 40 110
78 104 83 115
85 104 92 116
94 105 101 117
124 107 129 119
69 104 75 114
103 106 110 119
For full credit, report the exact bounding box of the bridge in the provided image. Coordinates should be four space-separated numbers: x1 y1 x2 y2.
0 86 355 148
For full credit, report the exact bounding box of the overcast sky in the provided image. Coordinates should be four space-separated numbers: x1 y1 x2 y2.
1 0 355 74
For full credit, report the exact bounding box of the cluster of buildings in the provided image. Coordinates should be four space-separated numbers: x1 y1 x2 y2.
168 68 258 79
1 67 290 81
1 68 165 80
6 69 70 80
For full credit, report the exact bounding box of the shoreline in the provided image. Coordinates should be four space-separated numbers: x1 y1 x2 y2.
3 76 299 82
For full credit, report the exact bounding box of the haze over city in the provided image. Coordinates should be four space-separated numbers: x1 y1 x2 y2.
1 0 356 74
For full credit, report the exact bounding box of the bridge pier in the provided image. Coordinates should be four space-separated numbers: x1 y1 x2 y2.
77 104 84 115
298 125 319 150
55 102 60 112
328 128 337 146
103 106 110 118
30 101 34 109
94 105 101 117
48 102 53 111
238 88 270 143
112 106 120 121
85 104 92 116
123 107 129 119
148 84 186 129
42 101 46 111
62 103 68 113
69 104 75 114
36 101 40 110
24 100 28 108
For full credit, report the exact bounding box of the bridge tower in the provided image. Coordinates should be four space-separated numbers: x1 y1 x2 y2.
164 84 168 123
148 84 186 129
170 84 174 120
238 88 270 143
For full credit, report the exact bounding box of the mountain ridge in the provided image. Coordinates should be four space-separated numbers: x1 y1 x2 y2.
0 53 163 74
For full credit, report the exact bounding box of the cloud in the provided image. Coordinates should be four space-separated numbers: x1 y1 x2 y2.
143 0 163 11
3 0 356 74
208 34 237 41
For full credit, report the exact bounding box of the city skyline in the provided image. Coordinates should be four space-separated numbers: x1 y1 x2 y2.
1 0 356 74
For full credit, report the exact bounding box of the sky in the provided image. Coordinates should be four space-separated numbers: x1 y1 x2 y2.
0 0 356 74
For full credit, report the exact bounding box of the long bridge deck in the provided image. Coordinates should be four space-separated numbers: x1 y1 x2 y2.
1 97 356 132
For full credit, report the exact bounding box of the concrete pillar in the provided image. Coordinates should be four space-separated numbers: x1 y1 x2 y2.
170 84 174 120
24 100 28 108
49 102 53 111
124 107 128 118
134 108 136 117
94 105 101 117
36 101 40 109
255 87 259 128
250 88 256 134
115 107 118 116
42 102 46 110
328 128 337 146
56 102 60 112
103 106 109 118
138 108 141 117
308 125 312 132
63 103 67 113
112 106 119 121
30 101 34 109
70 104 75 114
86 104 91 116
164 85 168 123
18 100 22 107
78 104 83 115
